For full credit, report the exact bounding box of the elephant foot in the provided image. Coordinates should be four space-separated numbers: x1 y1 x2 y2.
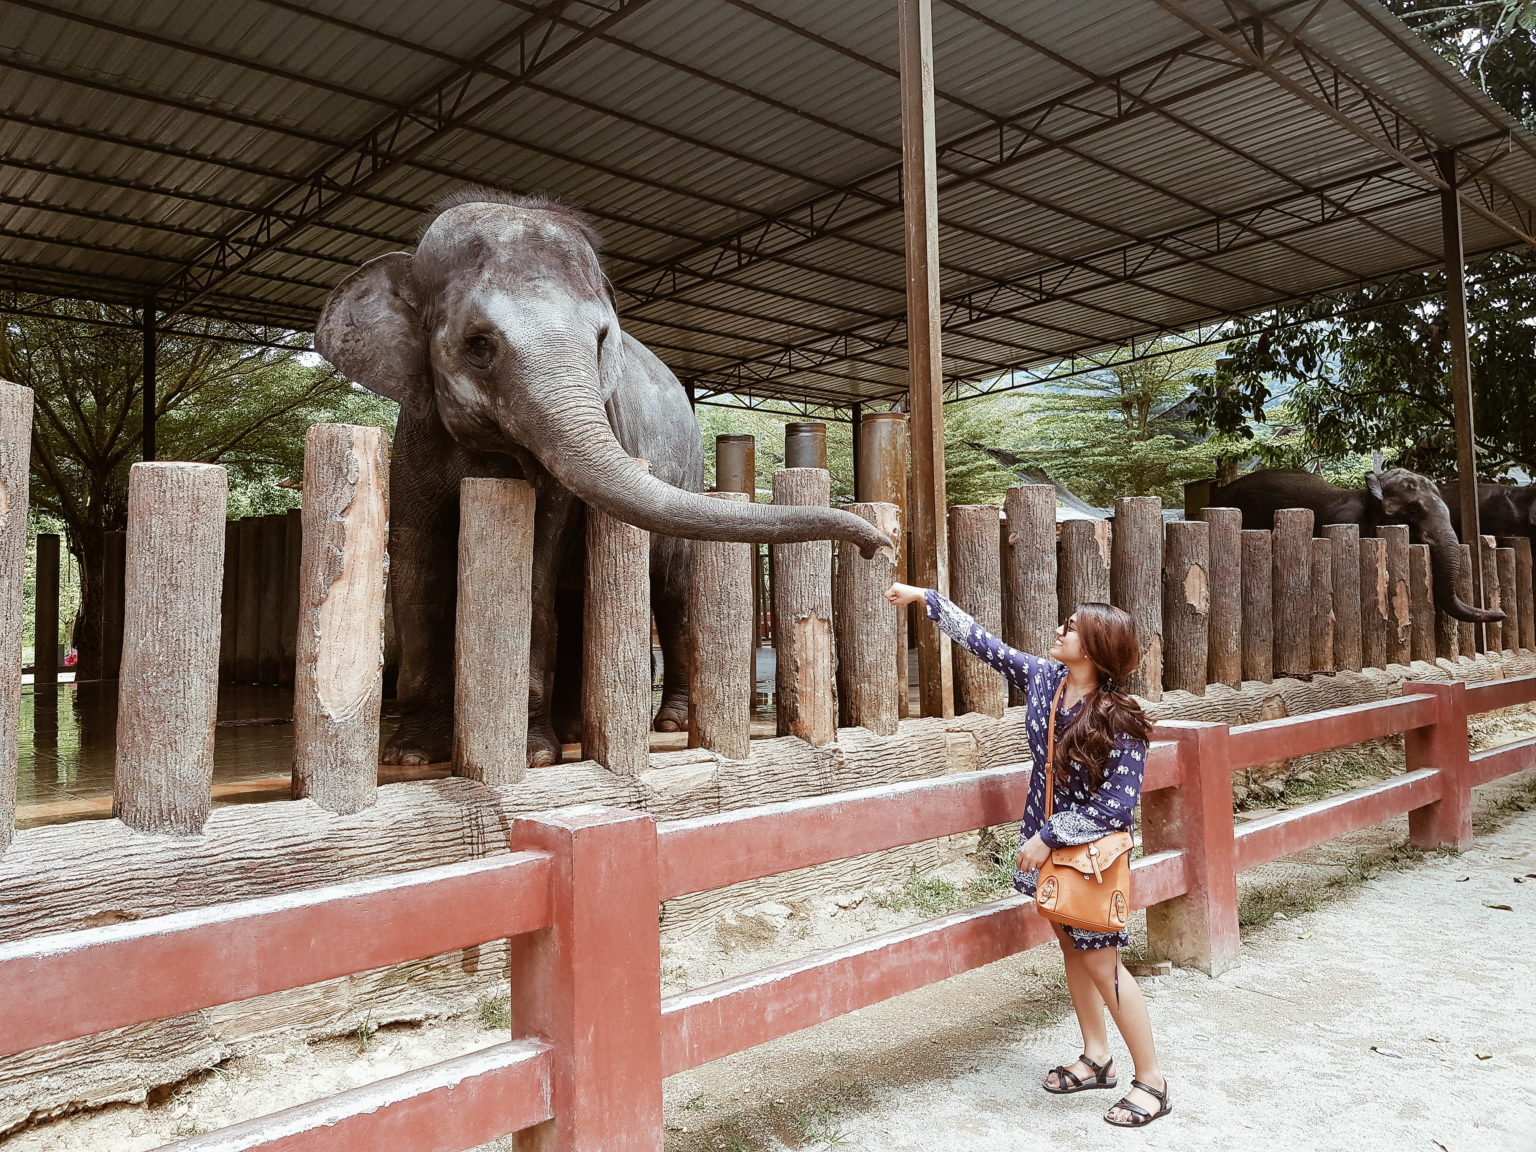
527 723 563 770
382 715 453 767
653 695 689 733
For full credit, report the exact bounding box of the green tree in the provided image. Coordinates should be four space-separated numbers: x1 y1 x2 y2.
0 296 395 677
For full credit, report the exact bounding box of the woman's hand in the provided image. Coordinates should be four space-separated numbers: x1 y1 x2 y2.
883 582 926 608
1015 833 1051 871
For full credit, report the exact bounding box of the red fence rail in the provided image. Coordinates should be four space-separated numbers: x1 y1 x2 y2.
2 676 1534 1150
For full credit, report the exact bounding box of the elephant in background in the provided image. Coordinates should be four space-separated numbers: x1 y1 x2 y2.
1437 481 1536 543
317 190 892 769
1209 467 1503 624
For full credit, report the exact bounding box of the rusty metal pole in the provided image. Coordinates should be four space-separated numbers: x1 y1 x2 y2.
898 0 952 719
715 434 765 648
857 410 911 715
1440 150 1485 648
784 423 827 470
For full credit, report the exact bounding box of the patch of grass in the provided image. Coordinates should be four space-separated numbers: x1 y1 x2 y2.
477 995 511 1032
354 1012 377 1055
1473 774 1536 833
871 835 1020 917
1237 884 1322 928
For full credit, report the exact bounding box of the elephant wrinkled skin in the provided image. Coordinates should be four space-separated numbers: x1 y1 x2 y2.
1438 481 1536 544
317 191 893 768
1210 467 1503 625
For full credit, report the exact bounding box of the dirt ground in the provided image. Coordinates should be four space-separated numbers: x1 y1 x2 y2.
4 767 1534 1151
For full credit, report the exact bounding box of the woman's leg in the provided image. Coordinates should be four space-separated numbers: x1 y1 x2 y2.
1042 925 1113 1089
1078 945 1165 1121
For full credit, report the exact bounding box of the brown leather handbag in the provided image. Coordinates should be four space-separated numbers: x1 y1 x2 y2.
1034 679 1134 934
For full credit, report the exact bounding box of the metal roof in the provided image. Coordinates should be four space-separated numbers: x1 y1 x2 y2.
2 0 1534 411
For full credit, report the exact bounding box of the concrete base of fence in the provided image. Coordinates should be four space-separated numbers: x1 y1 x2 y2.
1 648 1534 1129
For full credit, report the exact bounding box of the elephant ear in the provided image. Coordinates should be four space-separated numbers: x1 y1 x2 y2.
316 252 429 416
1365 471 1386 507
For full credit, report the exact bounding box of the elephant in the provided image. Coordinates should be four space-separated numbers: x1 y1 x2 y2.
1209 467 1503 624
1437 481 1536 543
316 190 893 768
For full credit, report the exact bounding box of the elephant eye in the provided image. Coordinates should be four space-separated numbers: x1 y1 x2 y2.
462 334 495 370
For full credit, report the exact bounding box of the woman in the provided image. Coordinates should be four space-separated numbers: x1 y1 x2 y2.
883 581 1171 1128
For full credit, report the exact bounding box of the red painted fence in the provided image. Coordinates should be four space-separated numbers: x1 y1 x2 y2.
2 675 1534 1151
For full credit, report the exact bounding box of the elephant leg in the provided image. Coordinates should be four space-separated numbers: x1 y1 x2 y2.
652 535 692 732
526 485 582 768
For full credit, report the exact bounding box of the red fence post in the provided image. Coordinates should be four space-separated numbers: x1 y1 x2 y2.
507 806 662 1152
1142 722 1240 975
1404 681 1473 852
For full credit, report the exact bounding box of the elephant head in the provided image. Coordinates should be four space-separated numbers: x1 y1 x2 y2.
316 192 894 558
1366 468 1503 624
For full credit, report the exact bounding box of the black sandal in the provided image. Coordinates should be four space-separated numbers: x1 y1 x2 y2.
1042 1053 1116 1094
1104 1077 1171 1126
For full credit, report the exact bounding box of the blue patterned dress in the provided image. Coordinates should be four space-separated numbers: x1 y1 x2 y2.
923 589 1147 950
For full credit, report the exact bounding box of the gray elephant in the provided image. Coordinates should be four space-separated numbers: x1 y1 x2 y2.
316 191 892 768
1209 467 1502 623
1437 481 1536 543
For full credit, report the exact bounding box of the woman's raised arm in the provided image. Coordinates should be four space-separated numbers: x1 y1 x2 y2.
885 583 1056 693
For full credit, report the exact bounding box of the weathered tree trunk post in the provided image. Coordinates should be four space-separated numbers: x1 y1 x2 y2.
1359 537 1390 669
35 533 59 688
1324 524 1362 672
293 425 389 814
584 461 653 776
1456 542 1477 658
219 522 239 682
1271 508 1313 677
0 382 30 856
1310 537 1335 673
949 504 1005 717
102 529 126 679
257 514 285 684
454 478 535 784
1111 496 1163 700
113 463 228 835
1480 536 1503 652
1162 520 1210 694
279 508 301 687
1005 485 1057 707
234 517 262 683
1379 524 1413 666
1496 546 1517 654
1501 536 1535 650
1240 530 1273 682
835 502 903 736
771 468 838 745
1409 544 1436 663
1198 507 1241 689
1058 517 1110 622
691 492 756 756
857 412 910 716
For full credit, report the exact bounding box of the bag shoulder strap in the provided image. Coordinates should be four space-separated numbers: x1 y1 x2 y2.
1043 677 1067 819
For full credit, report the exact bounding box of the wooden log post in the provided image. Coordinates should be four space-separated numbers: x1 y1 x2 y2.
1058 518 1110 621
1409 544 1436 663
1111 496 1163 700
1162 520 1209 694
1359 536 1390 670
102 529 126 679
1480 535 1503 653
691 492 756 756
279 508 301 687
454 478 535 784
1323 524 1362 672
0 382 30 857
1496 546 1518 654
1501 536 1535 650
257 514 285 684
835 503 903 737
113 463 228 835
1198 508 1241 689
584 462 653 776
949 505 1005 717
293 425 389 814
1456 542 1477 658
771 468 837 745
1380 524 1413 667
34 533 59 688
1310 536 1334 673
1240 530 1273 682
219 522 239 682
1271 508 1313 678
234 517 262 683
1005 485 1057 707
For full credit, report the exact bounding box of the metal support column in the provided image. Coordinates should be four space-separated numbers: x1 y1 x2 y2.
142 298 157 463
1439 150 1484 633
898 0 952 718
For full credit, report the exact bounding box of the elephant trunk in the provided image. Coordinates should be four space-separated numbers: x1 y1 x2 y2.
1427 542 1505 624
517 386 894 558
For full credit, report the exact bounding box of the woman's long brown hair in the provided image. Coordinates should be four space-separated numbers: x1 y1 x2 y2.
1051 602 1151 791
